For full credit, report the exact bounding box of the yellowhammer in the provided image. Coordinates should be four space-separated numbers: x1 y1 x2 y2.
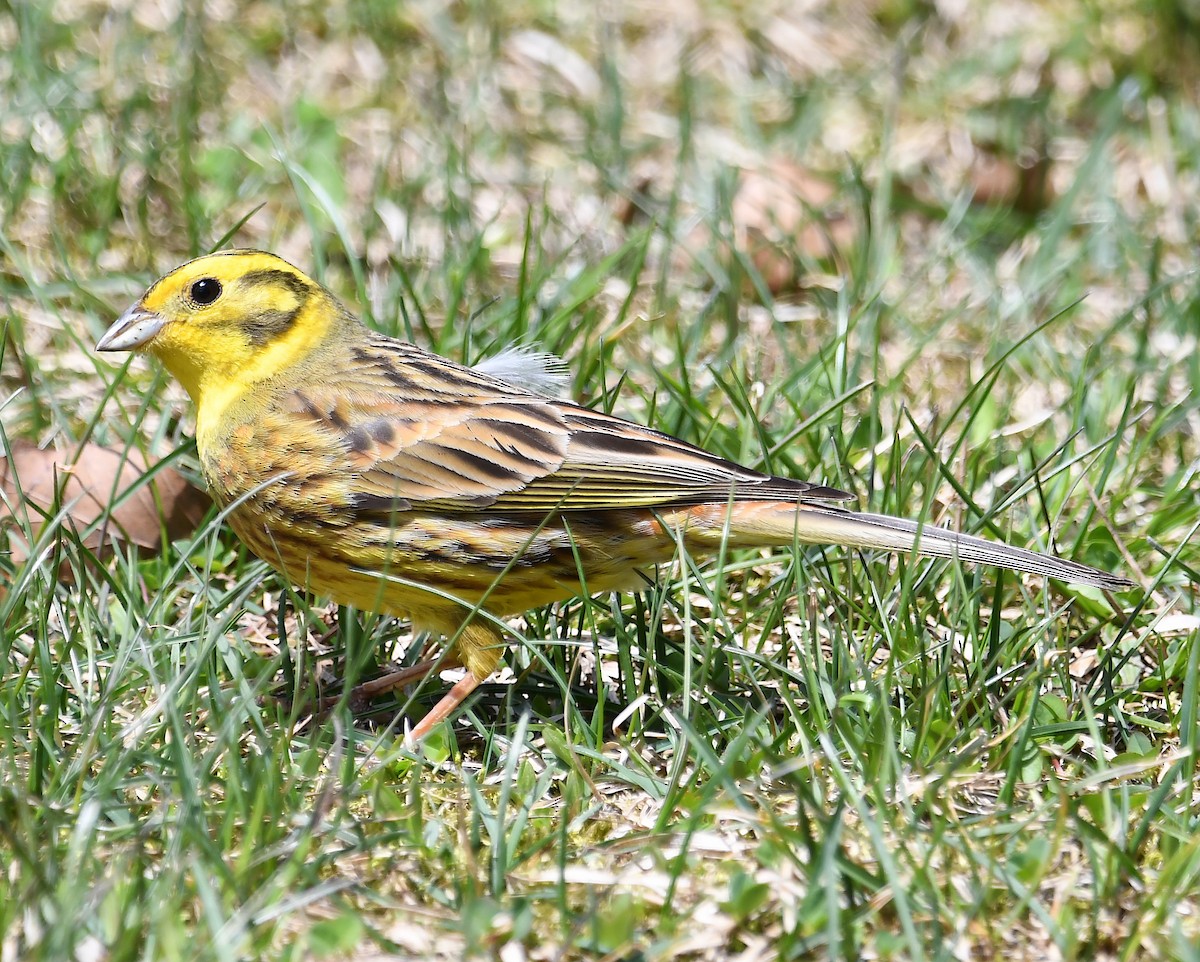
97 250 1133 740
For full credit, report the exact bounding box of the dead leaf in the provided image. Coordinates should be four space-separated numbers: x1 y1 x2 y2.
1 440 210 579
732 159 856 271
969 145 1054 213
653 158 857 296
616 174 655 228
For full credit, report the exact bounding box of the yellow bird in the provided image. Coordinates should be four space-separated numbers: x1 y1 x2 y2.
97 251 1133 740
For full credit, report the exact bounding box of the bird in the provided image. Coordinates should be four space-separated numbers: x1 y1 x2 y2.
96 250 1134 741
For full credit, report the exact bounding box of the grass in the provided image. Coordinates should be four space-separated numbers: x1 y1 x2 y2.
2 0 1199 959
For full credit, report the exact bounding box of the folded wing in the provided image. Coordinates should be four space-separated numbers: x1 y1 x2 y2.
284 342 850 516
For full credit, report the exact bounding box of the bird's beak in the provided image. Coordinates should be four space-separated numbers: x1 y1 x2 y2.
96 303 166 352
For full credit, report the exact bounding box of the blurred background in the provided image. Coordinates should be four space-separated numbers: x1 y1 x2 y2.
6 0 1196 433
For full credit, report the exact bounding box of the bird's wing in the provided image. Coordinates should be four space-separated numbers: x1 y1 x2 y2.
283 344 851 515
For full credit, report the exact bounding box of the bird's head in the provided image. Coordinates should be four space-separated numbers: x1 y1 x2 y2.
97 250 343 406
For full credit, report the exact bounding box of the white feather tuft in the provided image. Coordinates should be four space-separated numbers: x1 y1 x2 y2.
474 347 571 397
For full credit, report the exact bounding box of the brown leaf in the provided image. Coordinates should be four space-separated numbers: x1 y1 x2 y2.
1 440 210 577
734 160 858 295
732 159 855 263
616 174 655 228
664 158 857 296
969 146 1054 213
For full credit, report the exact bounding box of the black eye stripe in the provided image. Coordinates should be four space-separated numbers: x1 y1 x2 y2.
190 278 222 305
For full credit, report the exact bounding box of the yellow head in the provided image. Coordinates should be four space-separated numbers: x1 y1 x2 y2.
97 250 346 433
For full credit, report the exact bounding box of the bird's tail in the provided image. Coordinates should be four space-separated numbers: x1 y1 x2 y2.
665 501 1131 590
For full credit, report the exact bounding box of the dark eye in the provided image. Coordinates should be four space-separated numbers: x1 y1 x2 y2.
190 278 222 306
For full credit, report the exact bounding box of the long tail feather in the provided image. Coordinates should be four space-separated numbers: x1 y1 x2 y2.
677 502 1132 590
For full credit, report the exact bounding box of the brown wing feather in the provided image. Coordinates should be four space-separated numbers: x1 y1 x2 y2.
287 335 853 516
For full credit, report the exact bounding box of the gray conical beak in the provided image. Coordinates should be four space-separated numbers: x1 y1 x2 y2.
96 303 165 352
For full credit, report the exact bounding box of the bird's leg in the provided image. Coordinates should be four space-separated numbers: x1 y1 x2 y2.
351 657 454 699
335 641 461 713
407 620 506 744
405 672 487 742
317 658 446 716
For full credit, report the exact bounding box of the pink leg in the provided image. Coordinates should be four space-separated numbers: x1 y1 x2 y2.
406 671 486 744
351 658 449 699
315 657 454 715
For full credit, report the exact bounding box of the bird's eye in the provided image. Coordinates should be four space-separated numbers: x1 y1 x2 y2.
190 278 222 306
